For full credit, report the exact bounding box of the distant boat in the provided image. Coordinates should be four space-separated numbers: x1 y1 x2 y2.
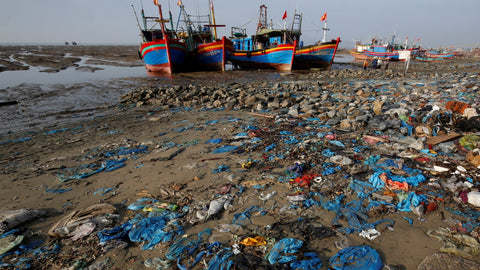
361 45 400 60
229 5 296 71
135 1 187 74
415 56 444 62
350 35 421 61
349 45 370 61
424 50 454 59
177 0 233 71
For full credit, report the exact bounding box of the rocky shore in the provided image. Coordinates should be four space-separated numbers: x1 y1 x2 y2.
0 47 480 269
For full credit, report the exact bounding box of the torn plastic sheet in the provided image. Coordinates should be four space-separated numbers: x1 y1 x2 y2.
45 186 72 194
329 140 346 148
94 187 115 196
290 252 323 270
322 148 336 157
267 238 303 264
104 145 148 157
329 245 383 270
166 229 211 262
350 180 376 199
397 192 428 212
97 222 134 244
58 158 127 182
212 164 230 173
369 170 427 189
333 200 395 234
44 128 69 135
127 198 158 211
207 248 234 270
212 145 239 154
265 143 276 152
232 205 262 226
0 136 31 145
205 138 223 144
322 163 340 176
401 120 414 135
128 212 184 250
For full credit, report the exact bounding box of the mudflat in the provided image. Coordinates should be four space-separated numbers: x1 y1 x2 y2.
0 45 480 269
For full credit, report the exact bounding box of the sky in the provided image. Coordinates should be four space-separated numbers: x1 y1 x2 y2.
1 0 479 49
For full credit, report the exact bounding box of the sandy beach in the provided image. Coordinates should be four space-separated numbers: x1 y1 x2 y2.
1 45 480 269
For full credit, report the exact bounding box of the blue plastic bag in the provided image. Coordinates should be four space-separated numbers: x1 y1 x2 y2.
267 238 303 264
329 245 383 270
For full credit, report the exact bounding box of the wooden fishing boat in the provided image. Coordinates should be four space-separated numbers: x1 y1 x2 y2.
229 42 297 71
350 48 371 61
424 50 454 59
361 45 400 60
293 38 341 69
229 5 296 71
177 0 233 71
415 56 444 62
187 37 233 71
136 1 187 75
290 12 341 69
351 36 422 61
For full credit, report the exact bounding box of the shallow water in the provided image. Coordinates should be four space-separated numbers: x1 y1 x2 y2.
0 57 147 89
0 52 354 135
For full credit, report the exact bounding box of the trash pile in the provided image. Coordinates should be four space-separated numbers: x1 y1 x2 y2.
1 67 480 269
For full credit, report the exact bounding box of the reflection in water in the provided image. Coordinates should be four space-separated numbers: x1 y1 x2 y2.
0 64 147 89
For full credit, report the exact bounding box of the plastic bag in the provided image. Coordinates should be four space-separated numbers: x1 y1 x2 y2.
329 245 383 270
267 238 303 264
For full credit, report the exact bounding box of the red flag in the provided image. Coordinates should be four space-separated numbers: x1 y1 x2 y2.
153 0 159 5
282 11 287 20
320 12 327 21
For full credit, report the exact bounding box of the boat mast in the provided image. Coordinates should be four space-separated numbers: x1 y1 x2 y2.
155 1 167 36
153 0 172 72
256 5 267 35
209 0 218 40
131 5 145 41
178 2 194 50
254 5 267 49
322 20 329 42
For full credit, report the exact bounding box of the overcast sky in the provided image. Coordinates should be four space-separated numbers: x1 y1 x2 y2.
1 0 479 49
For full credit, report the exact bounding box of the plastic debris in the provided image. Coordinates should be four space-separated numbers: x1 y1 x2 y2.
267 238 303 264
329 245 383 270
427 227 480 259
0 235 24 255
0 209 46 233
240 236 266 246
207 195 233 219
466 191 480 207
